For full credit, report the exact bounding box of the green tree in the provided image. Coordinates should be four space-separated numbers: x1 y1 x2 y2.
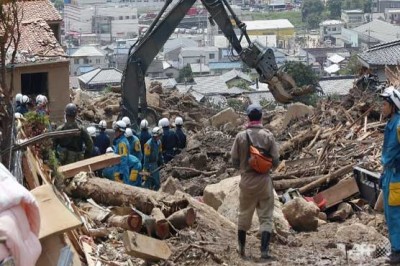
328 0 342 19
363 0 372 13
282 61 320 106
307 13 322 29
177 64 194 83
52 0 64 10
338 54 361 75
301 0 324 22
282 61 319 88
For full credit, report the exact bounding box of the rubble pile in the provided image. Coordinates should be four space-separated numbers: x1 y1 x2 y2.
13 82 392 265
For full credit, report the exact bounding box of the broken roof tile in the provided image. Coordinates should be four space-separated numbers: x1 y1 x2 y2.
20 0 62 22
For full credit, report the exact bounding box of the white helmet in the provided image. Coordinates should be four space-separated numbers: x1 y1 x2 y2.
106 147 114 153
140 119 149 129
122 116 131 127
175 116 183 126
36 95 48 105
125 128 134 137
14 112 24 119
98 120 107 129
15 93 23 103
87 126 97 137
113 120 126 132
22 95 30 104
151 126 162 137
159 117 170 128
381 86 400 110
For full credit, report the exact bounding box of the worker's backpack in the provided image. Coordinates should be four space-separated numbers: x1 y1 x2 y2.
246 130 273 174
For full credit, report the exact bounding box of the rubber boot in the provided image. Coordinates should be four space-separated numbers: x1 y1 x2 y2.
260 231 272 259
237 230 246 257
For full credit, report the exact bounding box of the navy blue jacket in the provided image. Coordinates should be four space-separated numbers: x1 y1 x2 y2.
95 130 110 154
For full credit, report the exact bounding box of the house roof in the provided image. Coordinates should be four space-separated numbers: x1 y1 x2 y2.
20 0 62 22
327 54 345 64
8 19 66 64
320 20 343 26
324 64 340 74
214 35 277 49
71 46 105 57
221 69 252 83
163 38 198 53
358 39 400 66
319 77 355 95
78 68 122 85
190 63 210 73
353 20 400 43
244 19 294 30
209 61 242 70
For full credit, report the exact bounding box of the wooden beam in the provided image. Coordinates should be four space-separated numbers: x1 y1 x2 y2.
1 129 80 155
123 231 171 262
31 185 82 239
58 153 121 178
314 177 359 209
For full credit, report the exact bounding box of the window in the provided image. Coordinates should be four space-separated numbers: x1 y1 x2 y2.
83 58 89 64
74 59 79 64
21 72 48 96
132 15 136 19
119 16 123 20
125 16 130 19
96 59 101 64
209 53 215 59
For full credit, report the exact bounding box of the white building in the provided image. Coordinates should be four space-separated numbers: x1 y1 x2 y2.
319 20 343 42
64 4 139 43
341 10 365 29
70 46 108 75
179 46 219 68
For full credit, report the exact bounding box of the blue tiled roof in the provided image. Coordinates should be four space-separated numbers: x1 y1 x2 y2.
209 62 242 70
78 65 95 74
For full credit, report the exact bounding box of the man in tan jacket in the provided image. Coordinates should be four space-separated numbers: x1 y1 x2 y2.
230 103 279 259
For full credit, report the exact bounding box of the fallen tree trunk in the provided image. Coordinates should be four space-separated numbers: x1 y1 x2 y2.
66 177 189 216
151 208 169 239
81 202 142 232
167 207 196 230
273 175 324 191
298 164 355 194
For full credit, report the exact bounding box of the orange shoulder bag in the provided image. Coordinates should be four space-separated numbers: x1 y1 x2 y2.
246 130 273 174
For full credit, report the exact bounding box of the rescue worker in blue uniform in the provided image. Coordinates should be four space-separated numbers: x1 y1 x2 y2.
14 93 22 112
95 120 110 154
16 95 29 115
380 86 400 264
174 116 187 153
159 118 179 163
102 120 130 183
138 119 151 158
143 127 163 190
127 153 142 187
87 126 101 157
125 128 143 162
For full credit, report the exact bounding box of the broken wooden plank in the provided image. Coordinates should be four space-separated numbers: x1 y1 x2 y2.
31 184 82 239
123 231 171 262
298 164 355 194
314 177 359 209
58 153 121 178
22 153 40 189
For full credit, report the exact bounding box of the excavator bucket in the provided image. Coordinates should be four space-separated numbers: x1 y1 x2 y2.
267 71 315 104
